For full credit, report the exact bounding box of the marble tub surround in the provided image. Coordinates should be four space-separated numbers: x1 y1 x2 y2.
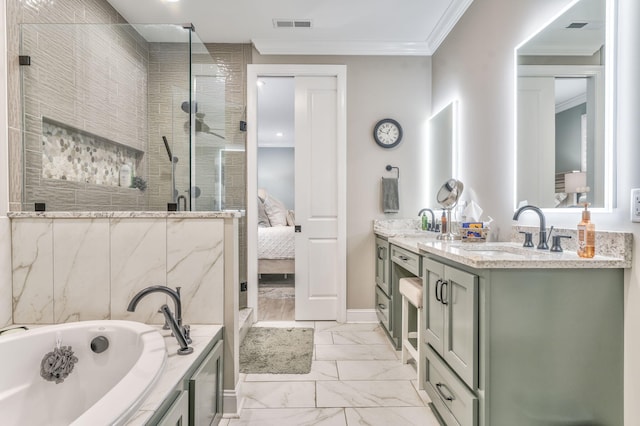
10 216 228 324
0 218 12 328
125 324 223 426
417 240 630 269
512 225 633 263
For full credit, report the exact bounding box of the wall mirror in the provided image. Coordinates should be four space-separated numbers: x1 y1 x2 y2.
427 101 457 205
515 0 615 210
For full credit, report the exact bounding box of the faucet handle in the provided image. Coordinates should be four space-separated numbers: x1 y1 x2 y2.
550 235 571 252
183 324 192 344
158 308 170 330
519 231 534 248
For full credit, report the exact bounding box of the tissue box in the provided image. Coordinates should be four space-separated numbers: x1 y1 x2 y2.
461 225 488 242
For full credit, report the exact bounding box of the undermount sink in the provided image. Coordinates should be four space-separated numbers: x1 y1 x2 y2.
457 244 550 258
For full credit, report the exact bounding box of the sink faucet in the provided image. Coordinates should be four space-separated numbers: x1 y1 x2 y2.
127 285 193 355
512 205 549 250
418 208 435 231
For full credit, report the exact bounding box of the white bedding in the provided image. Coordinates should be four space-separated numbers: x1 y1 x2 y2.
258 226 295 259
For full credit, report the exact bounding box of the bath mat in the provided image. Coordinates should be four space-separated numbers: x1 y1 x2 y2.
240 327 314 374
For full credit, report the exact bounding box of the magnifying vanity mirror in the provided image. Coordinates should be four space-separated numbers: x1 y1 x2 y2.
515 0 615 210
436 178 464 240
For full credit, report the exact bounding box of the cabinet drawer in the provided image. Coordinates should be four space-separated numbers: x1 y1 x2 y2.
390 245 422 276
424 345 477 426
375 285 391 331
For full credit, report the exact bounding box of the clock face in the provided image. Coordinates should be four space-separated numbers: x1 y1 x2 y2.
374 119 403 148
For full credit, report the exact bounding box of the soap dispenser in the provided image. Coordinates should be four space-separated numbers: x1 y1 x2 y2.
577 203 595 258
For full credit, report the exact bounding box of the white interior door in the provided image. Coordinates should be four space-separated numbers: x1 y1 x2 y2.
517 76 556 206
294 76 340 320
247 65 346 323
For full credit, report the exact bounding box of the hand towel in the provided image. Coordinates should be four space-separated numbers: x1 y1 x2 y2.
382 177 399 213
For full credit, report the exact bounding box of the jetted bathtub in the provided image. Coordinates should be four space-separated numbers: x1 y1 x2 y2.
0 320 167 426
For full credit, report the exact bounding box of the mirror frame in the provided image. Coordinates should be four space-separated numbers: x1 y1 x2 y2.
513 0 616 213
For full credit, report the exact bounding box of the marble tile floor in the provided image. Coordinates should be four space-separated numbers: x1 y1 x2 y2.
223 321 440 426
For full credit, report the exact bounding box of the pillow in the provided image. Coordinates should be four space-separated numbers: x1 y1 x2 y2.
263 193 288 227
257 197 271 227
286 209 296 226
257 188 268 203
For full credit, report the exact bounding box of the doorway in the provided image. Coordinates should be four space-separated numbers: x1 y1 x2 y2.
247 65 347 323
256 76 296 321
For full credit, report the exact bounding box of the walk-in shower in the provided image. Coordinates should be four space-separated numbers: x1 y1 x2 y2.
18 23 245 212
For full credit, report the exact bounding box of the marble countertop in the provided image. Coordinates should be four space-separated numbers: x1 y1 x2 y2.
7 211 241 219
416 241 630 269
126 324 223 425
377 219 632 269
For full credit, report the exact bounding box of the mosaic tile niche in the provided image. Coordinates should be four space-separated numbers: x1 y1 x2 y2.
42 119 143 187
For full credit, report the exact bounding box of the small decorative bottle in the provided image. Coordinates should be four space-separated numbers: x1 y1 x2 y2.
440 210 447 234
577 203 595 258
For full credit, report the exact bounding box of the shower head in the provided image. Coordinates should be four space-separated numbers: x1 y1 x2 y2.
180 101 198 114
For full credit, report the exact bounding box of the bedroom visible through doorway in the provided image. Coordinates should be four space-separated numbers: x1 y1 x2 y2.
257 76 296 321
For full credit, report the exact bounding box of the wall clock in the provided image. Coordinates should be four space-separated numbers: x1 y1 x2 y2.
373 118 403 148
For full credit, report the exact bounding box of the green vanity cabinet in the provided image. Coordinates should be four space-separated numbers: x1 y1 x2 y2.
375 236 390 293
422 255 623 426
423 257 478 390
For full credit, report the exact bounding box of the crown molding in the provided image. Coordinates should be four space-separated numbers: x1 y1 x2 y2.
252 39 433 56
426 0 474 53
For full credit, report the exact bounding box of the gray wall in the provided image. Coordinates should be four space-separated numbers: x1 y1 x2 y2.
258 147 295 210
555 103 586 173
252 52 432 310
431 0 640 422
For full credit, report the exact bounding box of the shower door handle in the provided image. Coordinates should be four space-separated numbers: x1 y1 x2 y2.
295 225 302 233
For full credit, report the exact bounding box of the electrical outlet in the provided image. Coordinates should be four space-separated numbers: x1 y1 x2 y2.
631 189 640 222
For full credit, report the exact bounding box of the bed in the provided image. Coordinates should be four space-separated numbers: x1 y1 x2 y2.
258 226 295 274
257 190 295 275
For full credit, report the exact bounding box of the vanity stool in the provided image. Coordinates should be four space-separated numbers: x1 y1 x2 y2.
399 276 423 387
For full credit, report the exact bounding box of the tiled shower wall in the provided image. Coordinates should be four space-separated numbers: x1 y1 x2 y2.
7 0 150 211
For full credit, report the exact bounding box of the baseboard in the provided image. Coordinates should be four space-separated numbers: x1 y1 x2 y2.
222 384 244 418
346 309 378 323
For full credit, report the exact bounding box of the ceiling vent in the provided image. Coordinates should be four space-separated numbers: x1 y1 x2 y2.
273 19 313 29
566 22 588 29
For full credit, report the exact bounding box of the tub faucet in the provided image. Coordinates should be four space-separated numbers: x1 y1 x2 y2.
418 208 435 231
512 205 549 250
127 285 193 355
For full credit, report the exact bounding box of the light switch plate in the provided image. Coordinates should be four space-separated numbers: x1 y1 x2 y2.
631 189 640 222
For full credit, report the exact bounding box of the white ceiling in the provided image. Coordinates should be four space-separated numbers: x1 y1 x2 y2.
105 0 473 56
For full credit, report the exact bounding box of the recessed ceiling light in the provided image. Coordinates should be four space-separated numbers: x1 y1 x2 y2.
276 132 283 137
257 80 266 87
166 0 180 3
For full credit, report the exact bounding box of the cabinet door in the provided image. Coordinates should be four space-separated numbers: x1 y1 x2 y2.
443 265 478 390
424 258 446 355
189 340 224 426
375 237 390 295
157 391 189 426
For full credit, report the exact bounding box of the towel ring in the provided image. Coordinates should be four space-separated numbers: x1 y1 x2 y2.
385 165 399 179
